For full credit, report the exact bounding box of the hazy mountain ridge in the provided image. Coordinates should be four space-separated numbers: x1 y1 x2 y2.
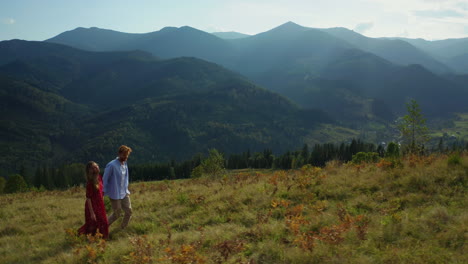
43 27 143 52
322 27 453 74
47 26 235 63
47 22 464 75
46 22 468 120
393 37 468 73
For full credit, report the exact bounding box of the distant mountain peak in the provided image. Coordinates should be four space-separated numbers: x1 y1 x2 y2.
180 25 196 30
72 26 103 31
160 26 178 32
283 21 301 26
257 21 309 37
159 26 207 35
274 21 305 30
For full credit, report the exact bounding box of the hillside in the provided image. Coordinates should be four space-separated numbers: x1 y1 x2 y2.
445 53 468 74
0 40 335 173
1 155 466 263
0 74 89 171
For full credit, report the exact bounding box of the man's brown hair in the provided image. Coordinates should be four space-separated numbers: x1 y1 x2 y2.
118 145 132 154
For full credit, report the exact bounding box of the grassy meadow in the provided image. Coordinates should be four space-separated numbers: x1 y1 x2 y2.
431 113 468 141
0 154 467 263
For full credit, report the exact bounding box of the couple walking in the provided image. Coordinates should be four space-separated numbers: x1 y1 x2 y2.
78 145 133 239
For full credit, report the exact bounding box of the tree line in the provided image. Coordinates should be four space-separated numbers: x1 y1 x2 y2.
2 99 467 193
3 138 467 194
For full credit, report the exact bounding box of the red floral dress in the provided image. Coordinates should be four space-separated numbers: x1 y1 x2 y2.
78 175 109 239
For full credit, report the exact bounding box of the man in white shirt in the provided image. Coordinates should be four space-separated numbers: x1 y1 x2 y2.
103 145 133 229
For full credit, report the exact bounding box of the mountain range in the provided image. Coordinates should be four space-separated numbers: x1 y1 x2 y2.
0 39 332 174
1 21 468 173
46 22 468 118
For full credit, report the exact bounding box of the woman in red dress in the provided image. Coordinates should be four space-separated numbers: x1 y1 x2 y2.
78 161 109 239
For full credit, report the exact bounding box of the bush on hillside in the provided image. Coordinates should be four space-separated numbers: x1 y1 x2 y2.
191 149 225 178
351 152 380 164
447 152 462 166
5 174 28 193
385 142 400 158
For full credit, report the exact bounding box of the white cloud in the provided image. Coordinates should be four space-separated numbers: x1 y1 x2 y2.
2 18 16 25
362 0 468 39
457 2 468 11
413 9 465 18
364 0 468 14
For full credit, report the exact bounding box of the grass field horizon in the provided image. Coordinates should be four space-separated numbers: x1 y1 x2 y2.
1 154 466 263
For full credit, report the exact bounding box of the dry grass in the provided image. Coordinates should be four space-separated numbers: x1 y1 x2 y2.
0 155 467 263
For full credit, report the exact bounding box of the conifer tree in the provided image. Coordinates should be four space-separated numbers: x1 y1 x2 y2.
0 176 5 194
385 142 400 158
397 99 430 154
301 144 309 162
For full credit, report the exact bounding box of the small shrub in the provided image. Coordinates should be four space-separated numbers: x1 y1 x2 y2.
177 193 189 205
123 235 153 264
354 215 370 240
385 142 400 158
30 185 47 193
191 149 225 178
351 152 380 164
67 229 107 264
191 165 204 178
447 153 462 166
203 149 225 178
4 174 28 193
213 239 245 263
161 244 206 264
376 158 402 169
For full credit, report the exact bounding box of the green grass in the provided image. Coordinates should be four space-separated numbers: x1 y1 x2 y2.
0 156 467 263
305 124 359 145
431 112 468 140
453 113 468 138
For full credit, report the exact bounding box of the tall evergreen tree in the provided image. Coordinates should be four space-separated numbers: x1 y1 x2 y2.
301 144 309 162
397 99 430 154
438 138 445 153
0 176 6 194
34 167 45 188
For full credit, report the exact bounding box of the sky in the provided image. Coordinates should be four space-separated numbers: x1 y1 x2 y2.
1 0 468 41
